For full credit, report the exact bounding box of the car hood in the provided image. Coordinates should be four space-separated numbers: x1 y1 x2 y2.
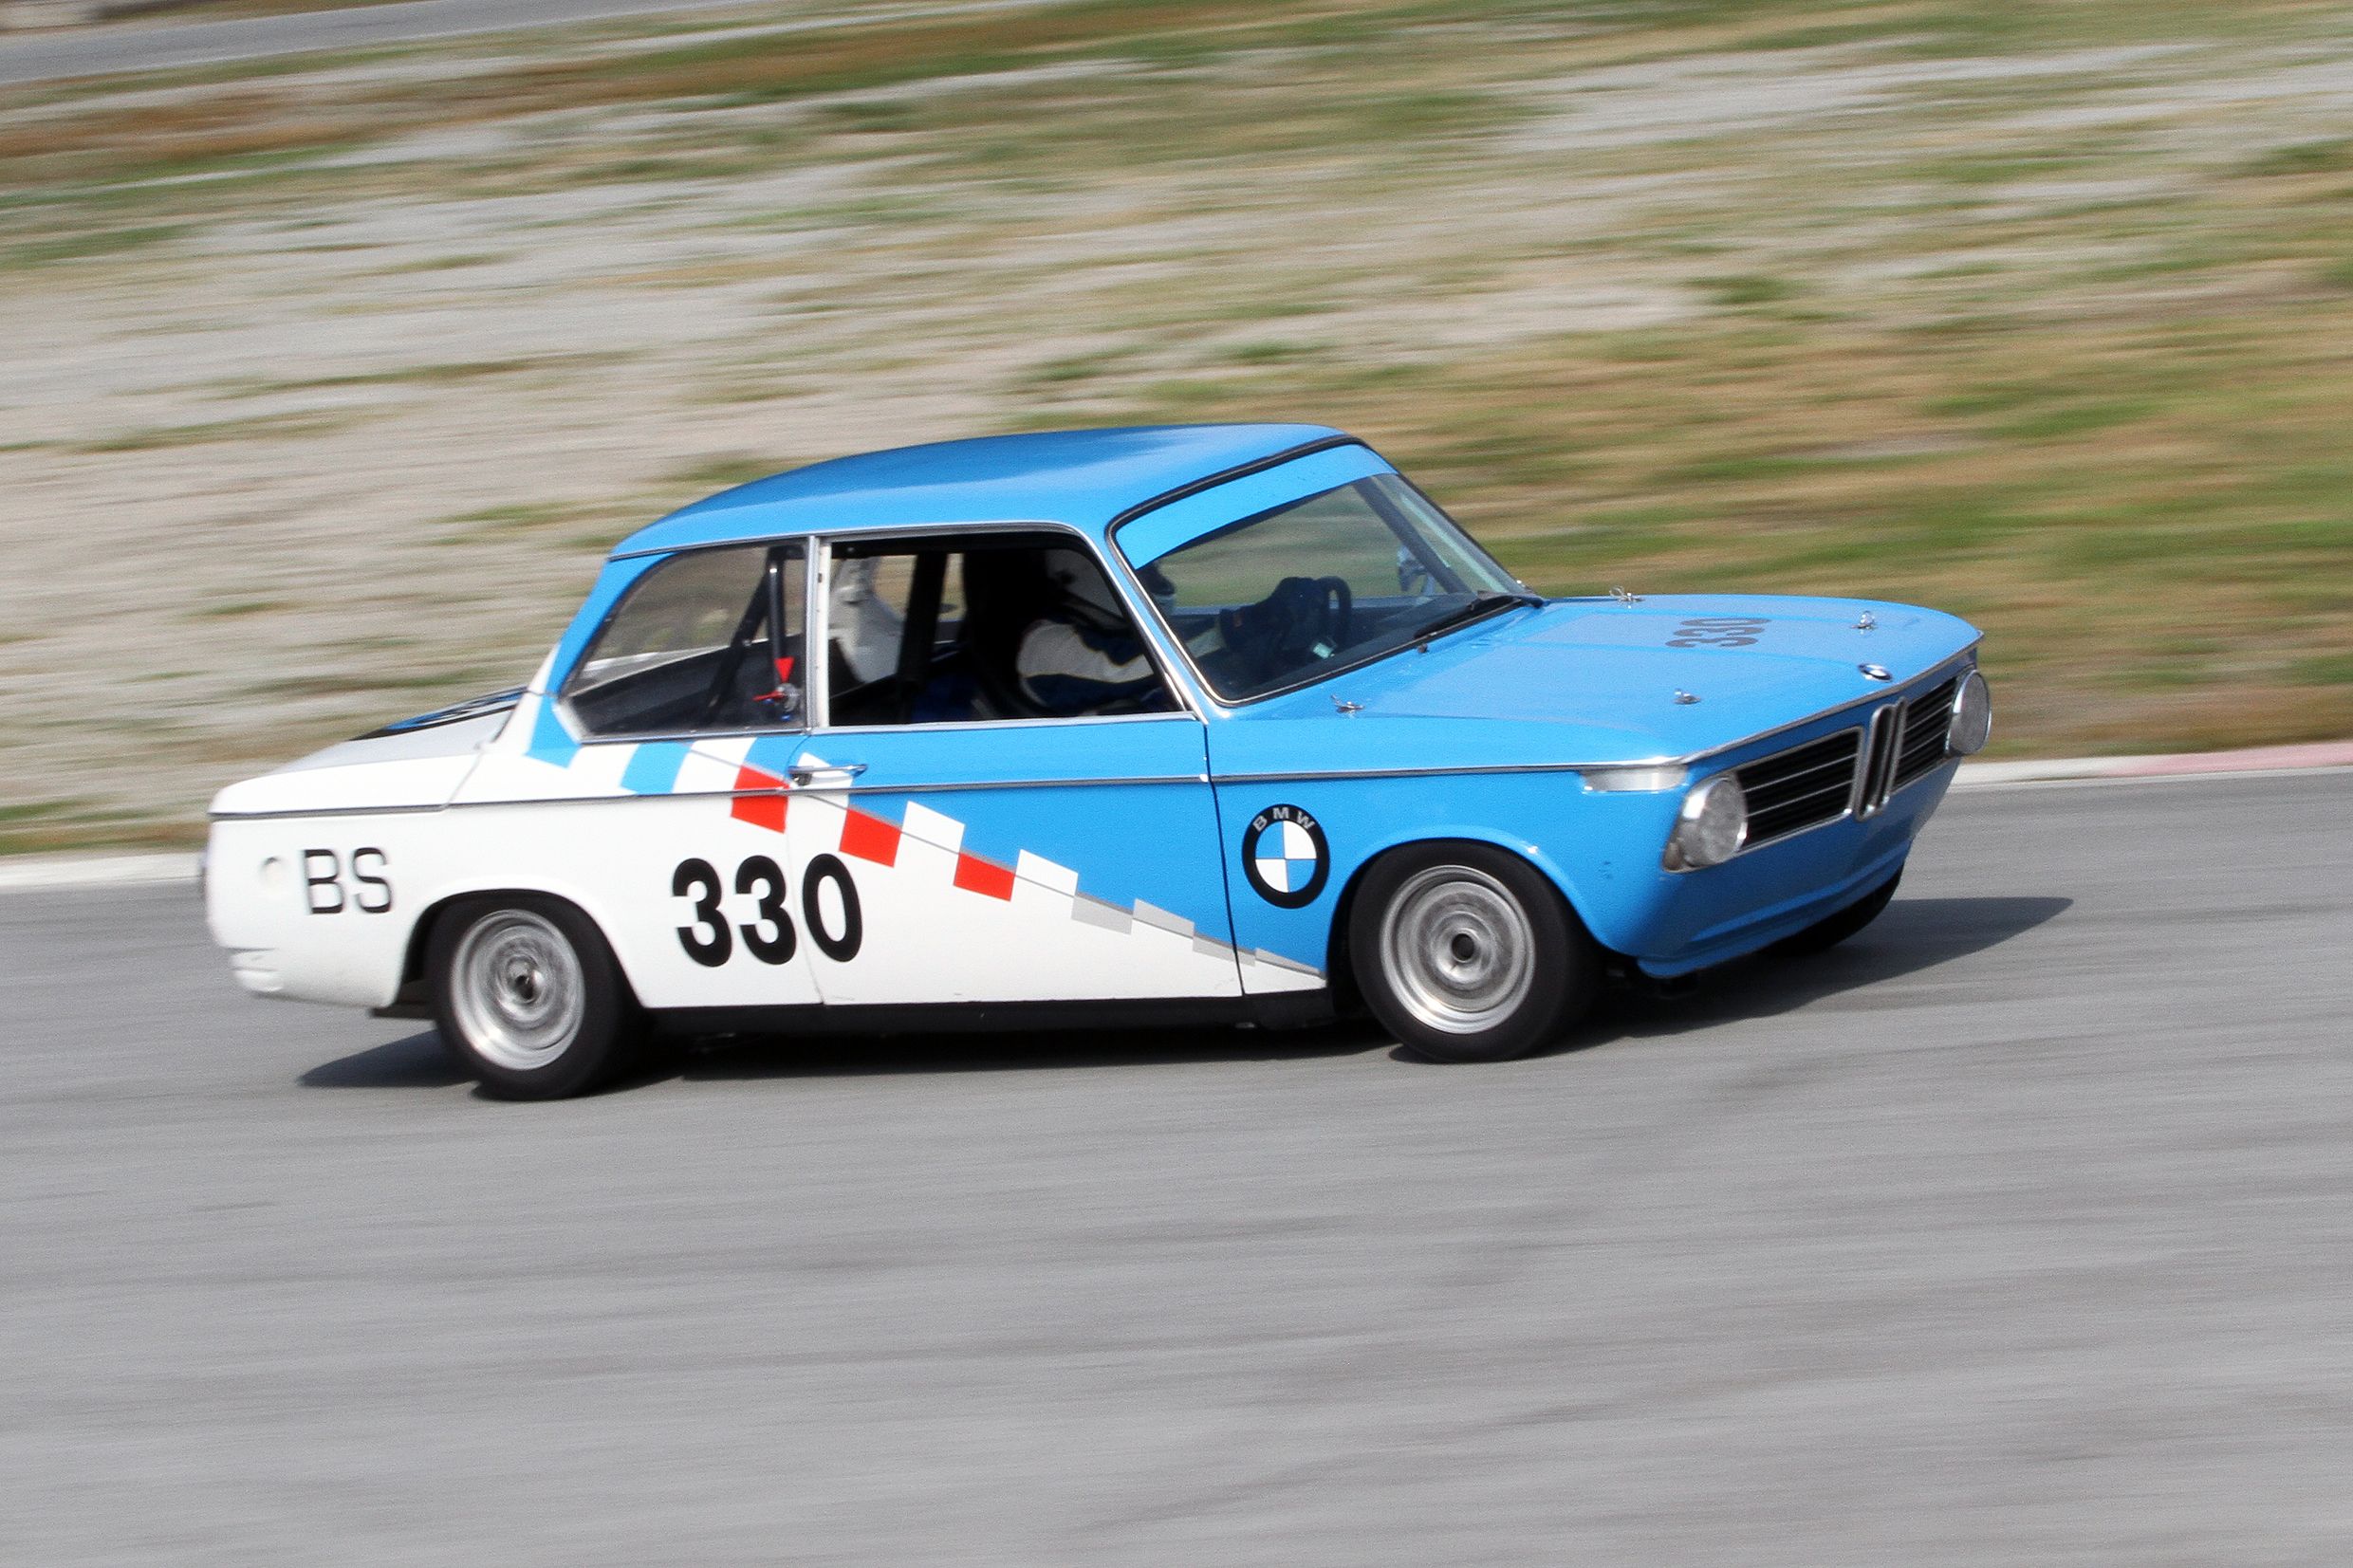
209 689 522 816
1216 594 1979 771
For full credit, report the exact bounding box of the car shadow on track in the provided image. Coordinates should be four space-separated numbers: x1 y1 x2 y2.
665 1022 1387 1087
299 1033 472 1089
1528 893 2075 1061
299 1020 1389 1094
298 895 2068 1091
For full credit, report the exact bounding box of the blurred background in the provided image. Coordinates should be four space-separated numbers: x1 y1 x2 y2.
4 0 2351 850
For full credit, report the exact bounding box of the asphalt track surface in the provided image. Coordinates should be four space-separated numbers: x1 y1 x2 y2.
5 771 2350 1564
0 0 991 86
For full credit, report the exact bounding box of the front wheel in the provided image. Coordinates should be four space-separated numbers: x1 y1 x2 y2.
1349 842 1600 1062
429 897 642 1099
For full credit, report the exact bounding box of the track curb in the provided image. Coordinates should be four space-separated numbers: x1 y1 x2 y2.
0 852 201 892
1948 739 2353 788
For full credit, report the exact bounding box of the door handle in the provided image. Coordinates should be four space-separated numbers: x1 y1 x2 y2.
788 761 868 787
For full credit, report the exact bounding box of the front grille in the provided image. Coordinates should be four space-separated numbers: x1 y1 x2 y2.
1722 662 1976 860
1720 664 1971 858
1890 674 1960 793
1735 729 1862 847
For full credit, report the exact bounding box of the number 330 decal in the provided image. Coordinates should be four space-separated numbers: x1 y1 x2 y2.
671 854 863 968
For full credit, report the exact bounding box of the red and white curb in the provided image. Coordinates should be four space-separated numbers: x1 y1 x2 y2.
3 740 2347 895
1950 738 2353 789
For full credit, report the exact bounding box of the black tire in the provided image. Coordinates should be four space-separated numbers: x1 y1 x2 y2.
1769 869 1901 958
1347 841 1600 1062
427 895 644 1099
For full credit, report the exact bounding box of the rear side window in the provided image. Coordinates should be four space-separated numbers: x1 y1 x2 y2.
565 544 806 737
824 532 1177 725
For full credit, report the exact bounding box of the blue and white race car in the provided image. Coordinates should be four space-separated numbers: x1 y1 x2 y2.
205 424 1990 1098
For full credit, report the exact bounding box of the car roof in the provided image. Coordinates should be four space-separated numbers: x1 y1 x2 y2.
614 422 1350 558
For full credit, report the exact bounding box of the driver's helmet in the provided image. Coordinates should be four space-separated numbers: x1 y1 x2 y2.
1042 548 1130 633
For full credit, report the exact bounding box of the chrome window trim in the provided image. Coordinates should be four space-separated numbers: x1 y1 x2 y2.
806 529 832 730
815 710 1199 737
804 519 1212 728
554 539 811 746
1108 470 1529 714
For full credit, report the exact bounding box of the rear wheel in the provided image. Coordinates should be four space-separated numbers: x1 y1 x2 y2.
1349 842 1600 1062
1770 869 1901 958
429 897 642 1099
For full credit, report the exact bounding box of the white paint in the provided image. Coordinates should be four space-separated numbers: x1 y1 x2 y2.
7 742 2346 895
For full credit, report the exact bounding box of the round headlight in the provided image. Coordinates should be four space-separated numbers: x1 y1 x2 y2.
1948 670 1992 756
1669 774 1748 870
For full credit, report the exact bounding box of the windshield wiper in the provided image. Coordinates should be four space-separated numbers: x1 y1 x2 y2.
1412 589 1546 650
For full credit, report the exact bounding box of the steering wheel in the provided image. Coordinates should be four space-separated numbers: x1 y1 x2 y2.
1218 575 1355 684
1311 575 1353 652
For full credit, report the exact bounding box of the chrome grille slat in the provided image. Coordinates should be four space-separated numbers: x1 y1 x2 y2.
1754 778 1853 813
1714 662 1973 860
1857 706 1901 816
1743 754 1853 792
1891 675 1960 791
1733 729 1862 847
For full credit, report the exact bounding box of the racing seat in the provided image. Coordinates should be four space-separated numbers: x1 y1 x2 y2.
957 546 1060 719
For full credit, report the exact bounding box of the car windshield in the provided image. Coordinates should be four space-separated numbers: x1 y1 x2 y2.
1119 474 1534 701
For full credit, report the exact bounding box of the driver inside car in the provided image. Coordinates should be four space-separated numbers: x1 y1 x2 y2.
1015 549 1173 715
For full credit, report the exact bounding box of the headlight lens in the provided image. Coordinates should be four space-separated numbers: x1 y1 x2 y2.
1667 774 1748 870
1948 670 1992 755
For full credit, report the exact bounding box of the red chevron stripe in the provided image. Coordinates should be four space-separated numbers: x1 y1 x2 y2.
729 766 787 833
952 850 1015 900
840 806 901 866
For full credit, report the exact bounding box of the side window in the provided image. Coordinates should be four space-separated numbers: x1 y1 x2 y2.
824 534 1176 726
565 544 806 737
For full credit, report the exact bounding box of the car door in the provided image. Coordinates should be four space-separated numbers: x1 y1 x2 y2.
448 540 825 1011
785 530 1242 1006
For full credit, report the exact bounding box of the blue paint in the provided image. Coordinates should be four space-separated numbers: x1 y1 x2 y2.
1112 443 1391 566
618 424 1343 557
525 693 581 768
544 553 663 694
744 731 802 777
565 424 1987 985
804 715 1232 937
620 741 689 795
1213 594 1982 766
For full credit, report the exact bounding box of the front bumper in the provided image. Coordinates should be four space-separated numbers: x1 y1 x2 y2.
1621 758 1955 976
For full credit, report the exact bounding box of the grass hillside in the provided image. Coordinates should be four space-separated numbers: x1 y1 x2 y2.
4 0 2351 849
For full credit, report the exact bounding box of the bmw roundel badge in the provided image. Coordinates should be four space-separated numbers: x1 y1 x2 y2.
1242 803 1329 908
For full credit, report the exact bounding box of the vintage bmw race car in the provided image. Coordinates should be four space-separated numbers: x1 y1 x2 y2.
205 423 1990 1098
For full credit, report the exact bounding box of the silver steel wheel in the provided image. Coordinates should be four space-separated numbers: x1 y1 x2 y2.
448 911 587 1072
1378 864 1537 1036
